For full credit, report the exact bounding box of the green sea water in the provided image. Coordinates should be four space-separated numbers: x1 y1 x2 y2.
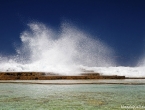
0 83 145 110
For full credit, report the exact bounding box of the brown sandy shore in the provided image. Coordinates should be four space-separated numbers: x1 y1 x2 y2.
0 79 145 85
0 72 145 84
0 72 125 80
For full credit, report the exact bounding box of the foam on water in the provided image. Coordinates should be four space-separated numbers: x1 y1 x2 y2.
80 66 145 77
0 22 145 77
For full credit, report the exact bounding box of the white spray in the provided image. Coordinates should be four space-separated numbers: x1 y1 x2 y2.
0 22 145 77
0 22 116 75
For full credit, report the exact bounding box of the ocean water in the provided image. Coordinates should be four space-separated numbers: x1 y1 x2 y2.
0 22 145 109
0 82 145 110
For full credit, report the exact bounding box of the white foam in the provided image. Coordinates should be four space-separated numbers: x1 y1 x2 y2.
80 66 145 77
0 22 116 75
0 22 145 77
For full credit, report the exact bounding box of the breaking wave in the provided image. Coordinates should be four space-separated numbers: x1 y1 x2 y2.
0 22 116 75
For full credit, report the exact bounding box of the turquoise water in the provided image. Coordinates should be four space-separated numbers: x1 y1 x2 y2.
0 83 145 110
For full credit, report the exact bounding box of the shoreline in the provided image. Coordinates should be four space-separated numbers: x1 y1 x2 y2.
0 72 145 85
0 72 125 80
0 79 145 85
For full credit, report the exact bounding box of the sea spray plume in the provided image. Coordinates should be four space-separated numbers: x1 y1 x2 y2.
17 23 55 63
0 22 116 74
59 23 116 67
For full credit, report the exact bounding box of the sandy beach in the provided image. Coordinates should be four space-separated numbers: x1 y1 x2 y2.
0 79 145 85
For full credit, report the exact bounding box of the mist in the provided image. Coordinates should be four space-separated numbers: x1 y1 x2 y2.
0 22 116 75
0 22 145 77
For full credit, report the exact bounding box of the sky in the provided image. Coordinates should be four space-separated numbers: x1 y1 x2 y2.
0 0 145 66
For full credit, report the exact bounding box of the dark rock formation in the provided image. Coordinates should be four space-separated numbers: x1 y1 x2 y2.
0 72 125 80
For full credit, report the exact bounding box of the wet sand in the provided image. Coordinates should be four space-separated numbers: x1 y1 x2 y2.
0 72 145 84
0 79 145 85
